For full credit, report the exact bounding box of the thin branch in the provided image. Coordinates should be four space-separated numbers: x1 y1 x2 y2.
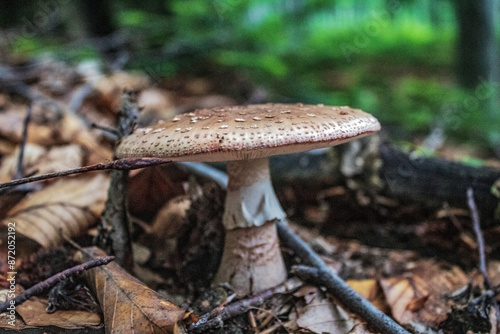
176 162 409 333
467 187 500 331
0 256 114 313
14 105 32 180
276 220 411 334
90 122 119 141
467 188 491 287
95 90 140 270
0 158 171 190
188 278 303 333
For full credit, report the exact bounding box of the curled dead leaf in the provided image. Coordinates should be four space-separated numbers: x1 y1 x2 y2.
295 287 356 334
151 196 191 238
380 260 468 327
0 285 101 331
1 173 109 248
0 144 84 183
76 247 187 334
347 279 390 314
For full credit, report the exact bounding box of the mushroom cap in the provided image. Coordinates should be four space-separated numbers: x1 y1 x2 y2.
116 103 381 162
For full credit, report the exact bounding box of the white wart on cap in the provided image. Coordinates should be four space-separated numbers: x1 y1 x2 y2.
116 103 381 161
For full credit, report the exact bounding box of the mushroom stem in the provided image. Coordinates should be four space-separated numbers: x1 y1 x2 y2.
214 158 287 294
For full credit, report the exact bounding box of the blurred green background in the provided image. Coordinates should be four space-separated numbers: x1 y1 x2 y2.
1 0 499 154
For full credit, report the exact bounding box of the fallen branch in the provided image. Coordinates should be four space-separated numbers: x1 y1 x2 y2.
0 256 114 313
467 188 491 287
0 158 171 190
174 162 409 333
276 220 411 334
187 278 302 333
95 91 140 270
467 187 500 330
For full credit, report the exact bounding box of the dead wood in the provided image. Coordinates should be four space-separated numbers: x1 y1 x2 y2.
95 91 140 270
277 220 411 334
262 140 500 224
187 278 303 333
0 158 170 190
0 256 114 314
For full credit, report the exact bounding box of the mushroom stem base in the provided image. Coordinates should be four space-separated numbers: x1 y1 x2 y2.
214 221 287 295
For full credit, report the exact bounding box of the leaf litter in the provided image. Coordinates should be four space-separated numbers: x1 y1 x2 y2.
0 57 499 333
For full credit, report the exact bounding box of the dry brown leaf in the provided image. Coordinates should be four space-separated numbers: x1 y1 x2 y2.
1 173 109 248
128 165 186 219
0 108 26 142
380 260 468 327
59 112 113 164
16 295 101 328
137 88 176 127
0 138 16 155
347 279 390 314
348 323 380 334
0 286 101 331
93 71 151 114
293 286 356 334
485 261 500 286
151 196 191 238
0 104 111 163
76 247 187 334
0 144 84 183
0 144 46 182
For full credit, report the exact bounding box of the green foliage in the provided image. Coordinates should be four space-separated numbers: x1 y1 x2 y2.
3 0 498 148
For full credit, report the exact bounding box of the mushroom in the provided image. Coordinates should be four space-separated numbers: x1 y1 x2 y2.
116 103 380 294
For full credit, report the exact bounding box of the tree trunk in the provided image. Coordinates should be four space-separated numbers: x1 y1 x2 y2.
454 0 498 88
78 0 115 39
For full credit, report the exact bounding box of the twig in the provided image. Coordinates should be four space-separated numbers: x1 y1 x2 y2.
91 122 119 140
68 82 96 115
467 188 491 287
187 278 302 333
467 187 500 331
0 256 114 313
177 162 408 333
61 232 85 252
0 158 170 190
276 220 411 334
95 90 140 270
14 105 32 180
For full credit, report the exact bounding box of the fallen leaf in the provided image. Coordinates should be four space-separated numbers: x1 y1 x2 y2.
0 138 16 156
380 260 468 327
0 144 46 183
0 285 101 331
151 195 191 238
17 296 101 329
137 88 176 127
485 261 500 286
0 108 26 143
347 279 390 314
0 144 84 183
76 247 188 334
1 173 109 248
295 286 356 334
93 71 151 114
128 165 186 219
348 322 379 333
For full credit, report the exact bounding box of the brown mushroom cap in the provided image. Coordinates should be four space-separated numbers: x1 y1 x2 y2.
116 103 381 162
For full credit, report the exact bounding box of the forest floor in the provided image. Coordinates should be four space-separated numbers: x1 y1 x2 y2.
0 57 499 334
